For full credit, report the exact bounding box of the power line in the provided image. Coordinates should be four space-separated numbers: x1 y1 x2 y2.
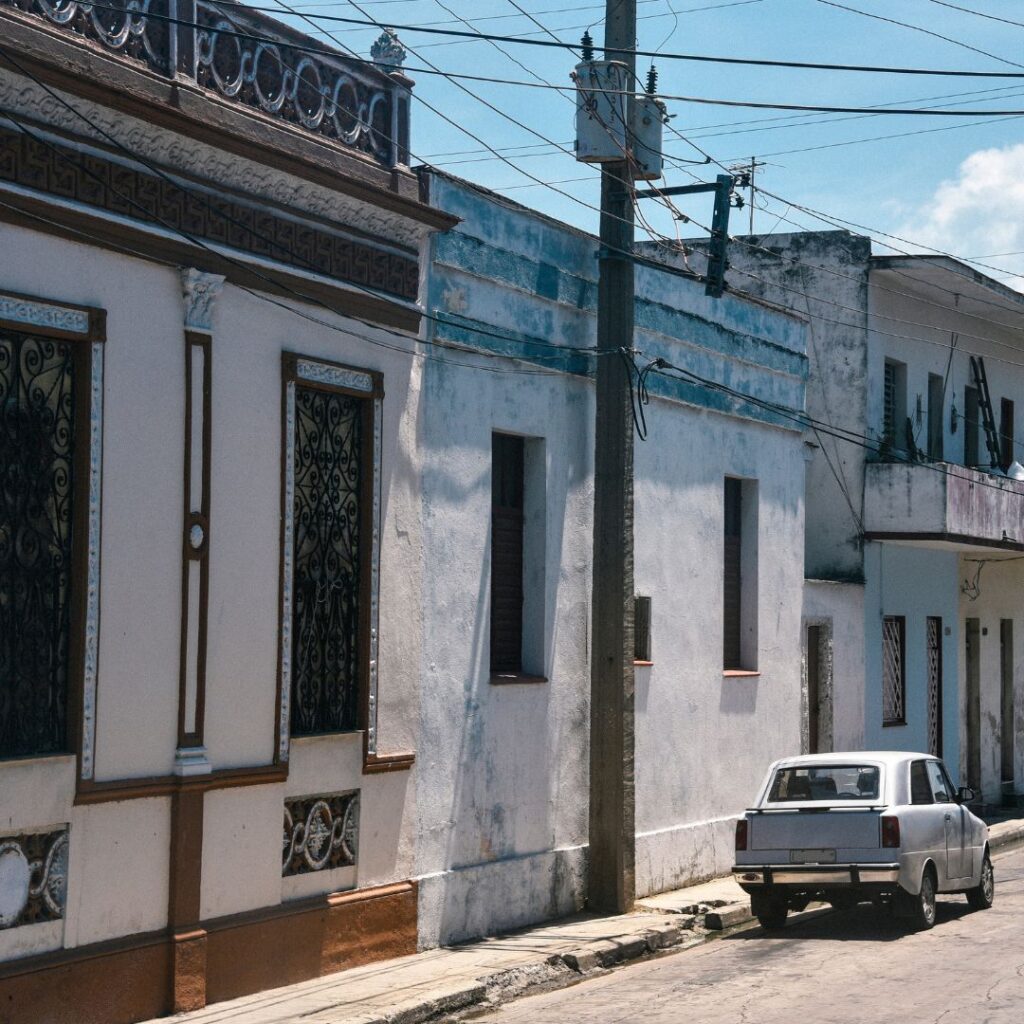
173 1 1024 78
926 0 1024 31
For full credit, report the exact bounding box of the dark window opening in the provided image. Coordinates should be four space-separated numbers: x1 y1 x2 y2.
964 386 980 467
634 595 652 662
1000 397 1014 471
927 373 944 461
882 615 906 726
491 434 525 674
723 478 742 670
0 331 78 759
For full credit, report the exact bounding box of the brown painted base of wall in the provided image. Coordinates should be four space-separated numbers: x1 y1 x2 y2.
0 881 418 1024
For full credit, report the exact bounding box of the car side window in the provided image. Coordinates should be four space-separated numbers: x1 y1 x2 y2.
925 760 951 803
910 760 933 804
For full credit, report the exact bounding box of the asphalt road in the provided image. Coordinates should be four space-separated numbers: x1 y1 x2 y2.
472 845 1024 1024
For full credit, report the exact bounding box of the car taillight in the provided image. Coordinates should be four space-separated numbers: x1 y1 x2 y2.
735 819 748 852
881 815 901 848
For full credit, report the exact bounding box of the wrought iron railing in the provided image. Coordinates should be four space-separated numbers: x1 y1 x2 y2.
1 0 410 168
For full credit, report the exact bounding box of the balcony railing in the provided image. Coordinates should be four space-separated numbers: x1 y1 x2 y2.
2 0 410 168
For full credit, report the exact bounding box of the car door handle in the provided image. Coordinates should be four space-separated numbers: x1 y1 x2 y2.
945 814 952 821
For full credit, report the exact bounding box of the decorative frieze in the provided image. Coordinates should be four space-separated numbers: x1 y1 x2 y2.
283 792 358 876
295 358 374 393
0 128 420 301
0 294 89 335
0 828 69 930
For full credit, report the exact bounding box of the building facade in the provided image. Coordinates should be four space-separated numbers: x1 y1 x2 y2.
0 5 454 1021
418 172 809 938
723 231 1024 806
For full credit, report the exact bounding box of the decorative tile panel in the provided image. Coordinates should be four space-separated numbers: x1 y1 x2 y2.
0 827 69 930
283 792 358 876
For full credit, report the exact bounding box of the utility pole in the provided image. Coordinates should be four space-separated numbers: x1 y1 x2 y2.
589 0 636 915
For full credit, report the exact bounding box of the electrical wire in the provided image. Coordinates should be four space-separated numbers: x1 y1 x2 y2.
154 1 1024 78
926 0 1024 31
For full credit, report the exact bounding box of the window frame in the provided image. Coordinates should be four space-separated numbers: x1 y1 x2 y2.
278 353 383 765
882 614 907 727
0 288 105 774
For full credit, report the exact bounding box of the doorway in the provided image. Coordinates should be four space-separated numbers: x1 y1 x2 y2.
1001 620 1014 795
804 620 833 754
966 618 982 793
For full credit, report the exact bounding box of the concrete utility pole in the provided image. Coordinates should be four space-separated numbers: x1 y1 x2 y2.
589 0 636 915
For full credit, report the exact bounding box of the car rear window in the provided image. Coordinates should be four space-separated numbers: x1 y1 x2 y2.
767 765 881 802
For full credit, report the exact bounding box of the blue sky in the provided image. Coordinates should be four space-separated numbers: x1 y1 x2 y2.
273 0 1024 284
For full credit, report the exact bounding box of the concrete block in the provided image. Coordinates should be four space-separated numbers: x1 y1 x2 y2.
643 924 684 950
386 983 487 1024
704 903 752 930
559 948 600 973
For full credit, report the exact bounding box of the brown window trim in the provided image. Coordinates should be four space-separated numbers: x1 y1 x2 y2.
279 353 413 776
634 660 655 668
0 289 105 780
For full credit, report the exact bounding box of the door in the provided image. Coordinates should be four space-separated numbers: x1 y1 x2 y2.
966 618 982 793
1002 620 1015 793
804 622 833 754
928 760 967 879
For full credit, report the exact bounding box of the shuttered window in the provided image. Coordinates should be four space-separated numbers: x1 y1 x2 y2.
491 434 525 674
723 478 742 670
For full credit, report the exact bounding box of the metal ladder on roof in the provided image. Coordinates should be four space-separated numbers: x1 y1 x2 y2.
970 355 1002 468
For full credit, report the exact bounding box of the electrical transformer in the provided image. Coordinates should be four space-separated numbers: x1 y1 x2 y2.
574 59 629 162
631 94 667 180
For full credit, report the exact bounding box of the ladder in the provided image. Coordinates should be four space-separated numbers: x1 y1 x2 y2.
970 356 1002 468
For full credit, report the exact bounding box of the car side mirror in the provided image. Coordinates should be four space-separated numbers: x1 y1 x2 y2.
956 786 976 804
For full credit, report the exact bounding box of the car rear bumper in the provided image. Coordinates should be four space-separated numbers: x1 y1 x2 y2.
732 864 900 887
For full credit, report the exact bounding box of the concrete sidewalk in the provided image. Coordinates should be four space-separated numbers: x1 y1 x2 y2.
155 818 1024 1024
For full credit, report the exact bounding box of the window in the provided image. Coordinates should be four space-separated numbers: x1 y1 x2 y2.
490 432 546 680
910 760 933 804
927 373 944 461
1000 397 1014 471
723 477 758 671
283 356 380 739
882 615 906 726
490 434 524 675
964 386 980 467
927 617 943 757
925 759 953 803
634 595 652 663
1 296 103 763
882 359 907 456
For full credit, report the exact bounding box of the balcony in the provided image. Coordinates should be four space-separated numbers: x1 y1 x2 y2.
864 461 1024 551
0 0 410 168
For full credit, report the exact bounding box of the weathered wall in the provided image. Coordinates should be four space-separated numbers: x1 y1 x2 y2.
863 542 960 771
420 173 808 923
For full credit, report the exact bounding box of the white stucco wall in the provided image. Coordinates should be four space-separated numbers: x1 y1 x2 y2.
955 556 1024 804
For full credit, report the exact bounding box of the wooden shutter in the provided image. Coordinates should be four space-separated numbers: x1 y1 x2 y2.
723 478 742 670
491 434 524 673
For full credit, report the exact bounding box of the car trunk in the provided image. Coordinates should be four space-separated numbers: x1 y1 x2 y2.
751 809 882 851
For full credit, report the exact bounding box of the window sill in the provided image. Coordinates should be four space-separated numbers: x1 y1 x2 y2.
634 660 654 667
490 673 548 685
882 720 907 728
723 669 760 678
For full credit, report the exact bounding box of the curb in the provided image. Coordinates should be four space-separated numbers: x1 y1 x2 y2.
990 820 1024 853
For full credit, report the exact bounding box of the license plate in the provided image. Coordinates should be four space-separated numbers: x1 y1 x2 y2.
790 848 836 864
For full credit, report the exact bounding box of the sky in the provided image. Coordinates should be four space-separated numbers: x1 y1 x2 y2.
267 0 1024 287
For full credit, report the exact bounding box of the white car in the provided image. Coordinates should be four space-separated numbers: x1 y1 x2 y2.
732 751 993 930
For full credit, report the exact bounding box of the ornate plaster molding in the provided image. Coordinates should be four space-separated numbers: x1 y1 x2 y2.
0 294 90 334
0 73 434 249
181 268 225 332
295 358 374 393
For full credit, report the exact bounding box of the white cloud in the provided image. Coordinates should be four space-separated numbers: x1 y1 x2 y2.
894 141 1024 286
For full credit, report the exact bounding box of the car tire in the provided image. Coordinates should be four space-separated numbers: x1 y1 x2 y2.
907 866 937 931
752 895 788 931
966 852 994 911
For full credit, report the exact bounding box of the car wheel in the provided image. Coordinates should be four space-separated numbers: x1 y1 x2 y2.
966 852 994 911
752 895 788 931
907 866 937 930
